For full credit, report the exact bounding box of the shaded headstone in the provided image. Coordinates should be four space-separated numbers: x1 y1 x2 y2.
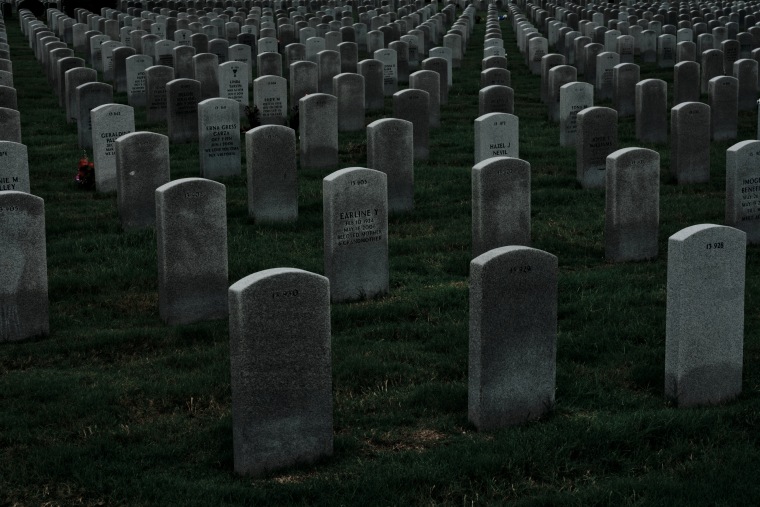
246 125 298 223
635 79 667 144
126 54 152 107
76 82 113 150
289 60 317 107
708 76 738 141
192 53 220 102
65 67 96 124
323 167 389 302
726 140 760 243
229 267 332 476
605 147 660 261
0 191 48 342
357 59 384 111
612 63 639 117
367 118 414 214
733 59 758 111
576 106 618 188
674 61 701 105
146 65 175 123
393 88 430 161
665 224 746 407
91 103 135 193
478 85 514 116
167 78 201 144
374 48 398 96
113 46 136 93
670 102 710 184
472 157 531 257
198 98 241 179
300 93 338 170
218 60 249 114
701 49 724 94
421 56 449 105
317 50 341 95
468 246 557 430
156 178 228 324
595 51 619 101
334 73 364 132
115 132 171 230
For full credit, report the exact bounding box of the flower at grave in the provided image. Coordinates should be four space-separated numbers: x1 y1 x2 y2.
75 150 95 190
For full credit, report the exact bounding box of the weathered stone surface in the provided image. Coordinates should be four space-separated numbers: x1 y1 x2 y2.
229 268 332 476
559 81 593 148
635 78 667 144
253 75 288 126
0 141 30 193
300 93 338 170
367 118 414 213
115 132 171 230
334 73 364 132
393 88 429 161
576 106 618 188
670 102 710 184
76 82 113 150
472 157 531 257
0 107 21 143
468 246 557 430
0 191 49 342
604 148 660 262
708 76 738 141
246 125 298 222
665 224 746 407
167 78 201 144
156 177 228 325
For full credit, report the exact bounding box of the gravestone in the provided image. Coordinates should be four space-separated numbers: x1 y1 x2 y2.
0 141 30 193
393 88 430 161
253 75 288 126
478 85 514 116
289 60 318 107
472 157 531 257
409 70 441 129
0 107 21 143
173 45 196 79
334 73 364 132
610 63 638 118
218 61 249 114
198 98 241 179
65 67 97 124
300 93 338 170
374 48 398 96
0 191 49 342
665 224 746 407
115 132 171 230
734 59 758 111
317 50 341 95
421 57 449 105
670 102 710 184
708 76 738 141
91 103 135 193
635 79 667 144
192 51 221 100
76 82 113 150
126 54 152 107
156 178 228 324
167 78 201 144
595 51 619 101
113 46 136 93
357 59 384 111
674 61 701 104
701 49 724 94
547 65 576 123
246 125 298 222
468 246 557 430
559 81 593 147
323 167 389 302
576 106 618 188
726 140 760 243
605 148 660 261
367 118 414 214
145 65 175 123
474 112 519 164
229 267 333 476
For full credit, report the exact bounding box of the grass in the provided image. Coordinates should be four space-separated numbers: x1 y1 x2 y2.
2 5 760 506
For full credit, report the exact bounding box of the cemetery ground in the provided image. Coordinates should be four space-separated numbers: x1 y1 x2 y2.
3 9 760 506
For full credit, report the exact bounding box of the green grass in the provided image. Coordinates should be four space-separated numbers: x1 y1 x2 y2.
3 6 760 506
